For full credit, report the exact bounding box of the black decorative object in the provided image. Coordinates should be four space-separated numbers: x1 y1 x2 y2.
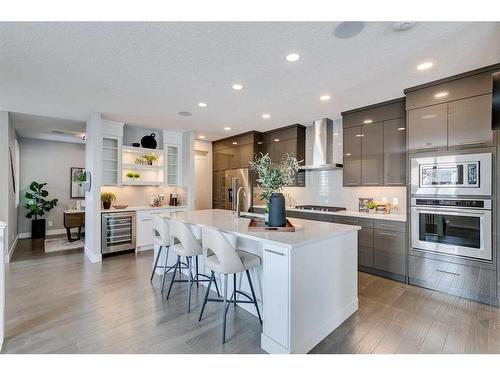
268 193 286 227
140 133 157 149
103 201 111 210
132 142 140 147
31 218 46 239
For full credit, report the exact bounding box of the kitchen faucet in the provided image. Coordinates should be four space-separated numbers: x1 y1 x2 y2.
235 186 246 218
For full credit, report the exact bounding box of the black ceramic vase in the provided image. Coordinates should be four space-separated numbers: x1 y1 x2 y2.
268 192 286 227
140 133 157 149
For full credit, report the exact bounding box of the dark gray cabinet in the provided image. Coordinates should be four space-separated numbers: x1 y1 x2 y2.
407 103 448 151
383 118 406 186
409 254 497 306
447 94 493 148
358 228 374 268
374 229 406 277
361 122 384 186
342 98 406 187
342 126 362 186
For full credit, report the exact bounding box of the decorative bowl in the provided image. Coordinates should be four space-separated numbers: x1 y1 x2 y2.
112 204 128 209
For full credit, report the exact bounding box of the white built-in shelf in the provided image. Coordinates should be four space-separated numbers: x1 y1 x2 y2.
122 180 163 186
122 145 163 154
122 163 163 171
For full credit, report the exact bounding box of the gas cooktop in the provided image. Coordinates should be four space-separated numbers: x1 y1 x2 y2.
295 205 346 212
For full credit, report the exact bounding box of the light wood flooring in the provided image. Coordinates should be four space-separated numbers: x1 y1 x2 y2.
2 239 500 354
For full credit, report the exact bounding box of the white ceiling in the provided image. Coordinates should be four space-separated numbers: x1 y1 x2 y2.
1 22 500 140
10 112 86 143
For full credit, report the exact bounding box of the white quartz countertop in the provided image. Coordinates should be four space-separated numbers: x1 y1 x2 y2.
101 205 188 213
159 209 361 249
252 205 407 222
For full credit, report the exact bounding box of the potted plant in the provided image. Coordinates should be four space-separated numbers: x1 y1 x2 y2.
126 171 135 181
366 201 377 214
133 172 140 180
101 192 116 209
142 152 158 165
250 153 301 227
24 181 58 239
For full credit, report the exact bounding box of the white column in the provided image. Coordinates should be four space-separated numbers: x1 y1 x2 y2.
0 221 6 350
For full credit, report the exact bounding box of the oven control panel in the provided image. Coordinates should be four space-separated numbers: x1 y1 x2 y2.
414 198 489 209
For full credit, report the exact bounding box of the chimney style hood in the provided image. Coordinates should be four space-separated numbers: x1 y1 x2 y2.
299 118 343 171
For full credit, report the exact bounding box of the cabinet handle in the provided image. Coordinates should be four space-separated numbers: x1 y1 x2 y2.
379 223 397 228
140 218 153 222
343 220 358 224
363 183 380 186
265 249 285 256
436 269 461 276
378 232 398 237
456 141 486 147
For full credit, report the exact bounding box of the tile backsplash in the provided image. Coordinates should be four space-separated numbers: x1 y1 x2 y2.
254 169 407 213
100 186 186 207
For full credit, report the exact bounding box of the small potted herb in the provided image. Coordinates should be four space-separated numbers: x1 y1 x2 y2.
126 171 135 181
366 201 377 214
101 192 116 210
133 172 140 180
142 153 158 165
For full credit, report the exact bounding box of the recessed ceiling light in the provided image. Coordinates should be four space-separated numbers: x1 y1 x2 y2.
198 135 206 139
417 62 433 71
232 84 243 90
224 127 231 131
434 91 449 99
178 111 192 117
397 127 406 131
274 139 280 142
262 113 271 119
286 53 300 62
320 95 331 101
198 102 207 107
363 119 373 124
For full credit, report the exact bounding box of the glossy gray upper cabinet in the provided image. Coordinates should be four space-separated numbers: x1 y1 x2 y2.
408 103 448 152
383 118 406 186
361 122 384 186
343 126 362 186
448 94 493 148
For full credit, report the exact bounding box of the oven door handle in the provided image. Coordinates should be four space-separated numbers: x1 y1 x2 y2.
412 207 488 216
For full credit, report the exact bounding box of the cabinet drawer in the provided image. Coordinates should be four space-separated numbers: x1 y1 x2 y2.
374 230 406 276
292 211 332 222
359 227 373 248
332 216 373 228
409 254 497 305
374 220 406 233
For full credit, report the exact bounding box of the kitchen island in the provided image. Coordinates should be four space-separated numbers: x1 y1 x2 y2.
158 209 360 354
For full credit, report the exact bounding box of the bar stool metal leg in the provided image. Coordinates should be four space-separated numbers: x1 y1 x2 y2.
233 273 237 307
246 269 262 324
166 255 180 299
150 245 163 282
195 256 200 288
187 256 193 313
198 271 214 321
222 274 229 344
160 245 171 293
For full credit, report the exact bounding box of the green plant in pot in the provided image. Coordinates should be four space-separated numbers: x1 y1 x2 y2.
24 181 58 239
101 192 116 210
366 201 377 213
250 153 301 227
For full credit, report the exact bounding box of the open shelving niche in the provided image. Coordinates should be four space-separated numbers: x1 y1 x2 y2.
121 145 165 186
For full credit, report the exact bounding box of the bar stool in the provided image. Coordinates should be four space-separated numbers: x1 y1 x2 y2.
150 215 173 290
198 226 262 344
166 219 219 312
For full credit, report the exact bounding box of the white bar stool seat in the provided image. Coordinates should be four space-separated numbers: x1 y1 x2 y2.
166 219 219 312
151 215 174 291
199 226 262 344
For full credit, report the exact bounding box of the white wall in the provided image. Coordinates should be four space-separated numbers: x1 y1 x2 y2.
99 186 187 207
0 222 6 349
17 138 85 235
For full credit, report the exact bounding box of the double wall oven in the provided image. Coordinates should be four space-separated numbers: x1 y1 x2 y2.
410 152 493 262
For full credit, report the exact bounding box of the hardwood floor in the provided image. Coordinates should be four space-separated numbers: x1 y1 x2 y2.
3 241 500 354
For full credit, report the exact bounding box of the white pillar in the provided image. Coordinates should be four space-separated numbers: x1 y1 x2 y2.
0 221 6 350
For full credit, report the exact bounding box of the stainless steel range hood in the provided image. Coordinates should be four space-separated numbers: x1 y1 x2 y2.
299 118 343 171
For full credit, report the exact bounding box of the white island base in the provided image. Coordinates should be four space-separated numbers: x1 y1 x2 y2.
157 209 360 354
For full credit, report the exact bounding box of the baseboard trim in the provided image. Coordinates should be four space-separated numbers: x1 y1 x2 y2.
18 228 69 239
84 245 102 263
6 234 18 263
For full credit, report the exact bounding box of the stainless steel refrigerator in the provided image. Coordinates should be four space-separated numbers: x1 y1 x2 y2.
223 168 252 212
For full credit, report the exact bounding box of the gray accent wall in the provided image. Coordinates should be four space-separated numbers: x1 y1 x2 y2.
18 138 85 235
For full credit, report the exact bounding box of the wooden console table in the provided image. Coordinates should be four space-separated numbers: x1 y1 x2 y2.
63 211 85 242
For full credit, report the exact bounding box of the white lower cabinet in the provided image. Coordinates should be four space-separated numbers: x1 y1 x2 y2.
136 208 187 251
262 245 290 350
